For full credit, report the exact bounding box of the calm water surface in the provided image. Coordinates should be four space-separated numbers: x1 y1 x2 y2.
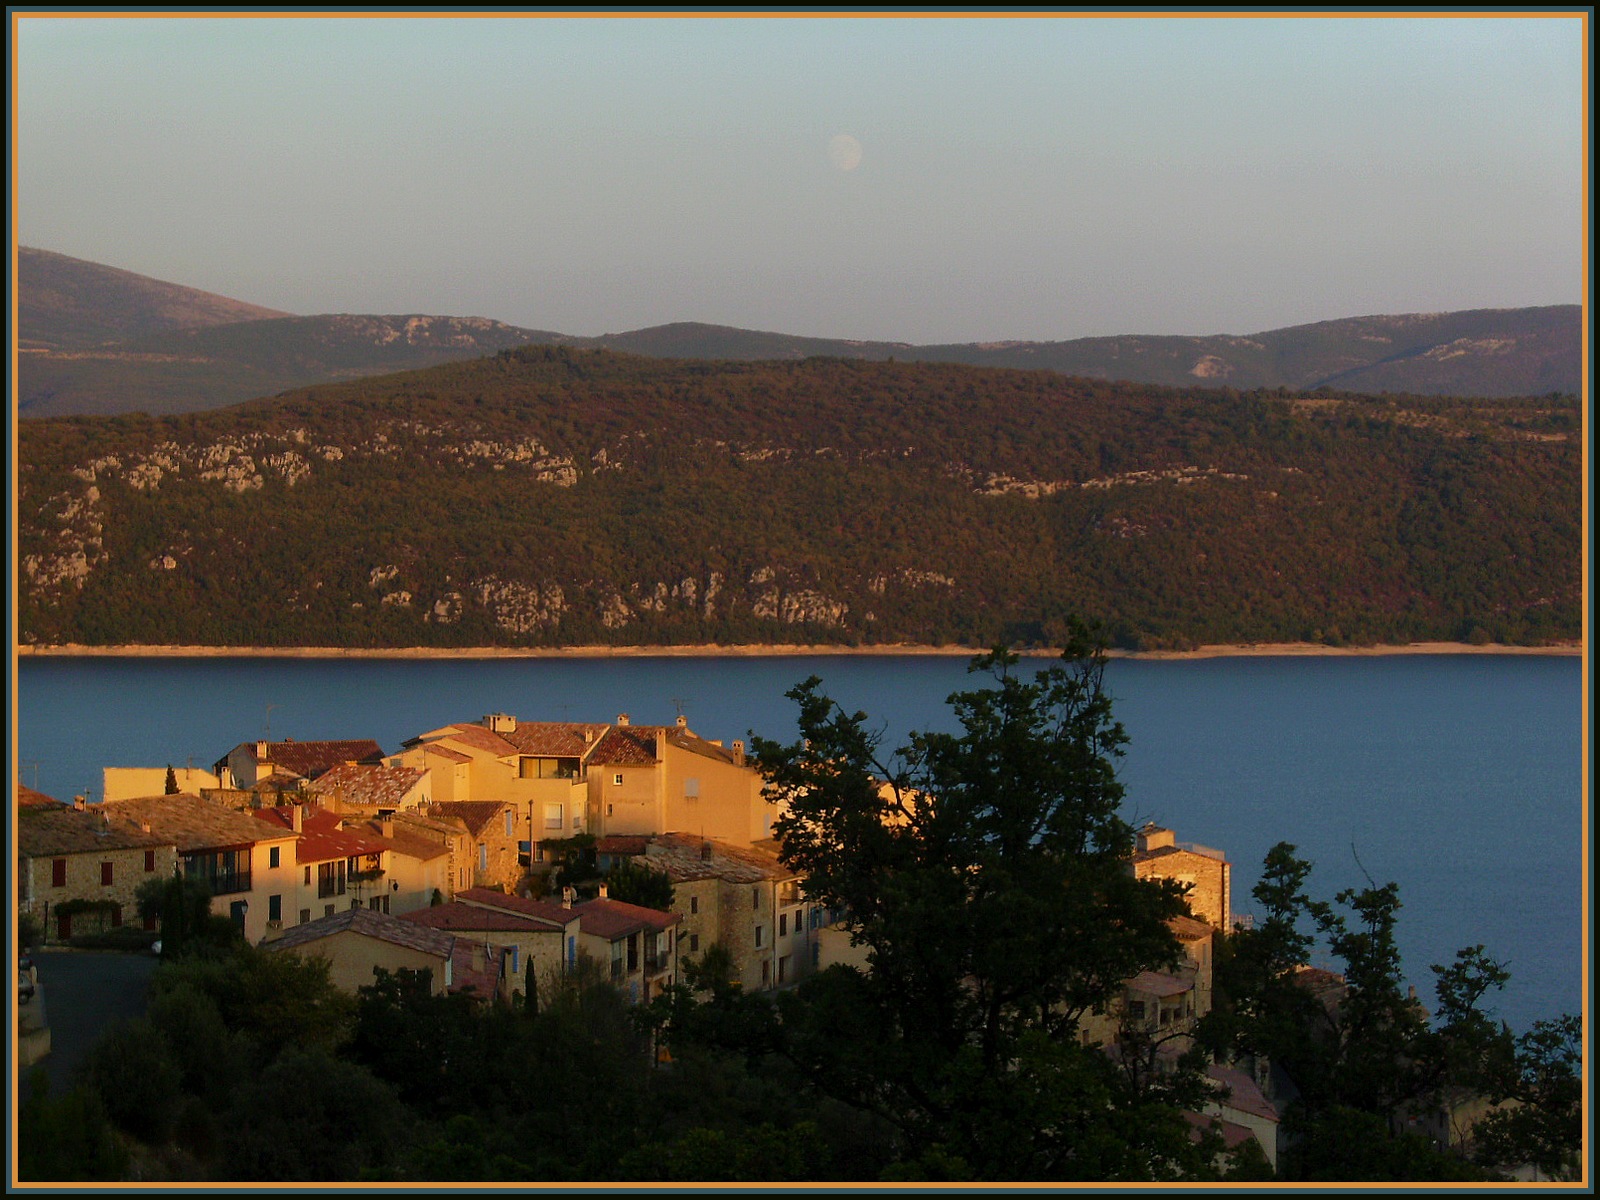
14 652 1583 1033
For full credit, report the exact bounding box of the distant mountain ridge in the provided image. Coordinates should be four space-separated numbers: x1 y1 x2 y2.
19 246 290 351
15 247 1582 417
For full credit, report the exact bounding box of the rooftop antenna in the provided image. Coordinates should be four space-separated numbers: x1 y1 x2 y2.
265 703 278 739
670 696 691 719
18 760 41 791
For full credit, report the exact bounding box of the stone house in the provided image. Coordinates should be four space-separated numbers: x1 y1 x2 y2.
264 907 509 1002
97 793 300 945
213 738 385 790
431 800 524 892
415 889 583 1000
570 894 681 1005
1132 823 1232 931
251 805 392 928
17 792 176 942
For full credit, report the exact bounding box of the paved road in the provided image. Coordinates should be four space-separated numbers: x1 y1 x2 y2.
23 950 160 1097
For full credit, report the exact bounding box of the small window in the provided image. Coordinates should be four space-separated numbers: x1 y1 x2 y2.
690 896 699 915
779 914 787 937
755 926 763 948
479 844 488 871
324 904 335 918
300 909 311 925
689 933 700 952
269 846 281 869
304 866 311 886
752 887 760 909
684 777 699 798
505 810 515 837
144 849 157 873
52 858 67 888
613 773 623 787
544 803 563 830
101 861 113 886
268 894 282 922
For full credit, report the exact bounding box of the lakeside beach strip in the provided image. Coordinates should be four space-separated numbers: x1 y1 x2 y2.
16 641 1584 660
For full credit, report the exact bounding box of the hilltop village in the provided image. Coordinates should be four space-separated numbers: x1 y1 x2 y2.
17 709 1283 1167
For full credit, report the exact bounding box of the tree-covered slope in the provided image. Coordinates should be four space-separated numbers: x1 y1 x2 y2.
17 347 1581 650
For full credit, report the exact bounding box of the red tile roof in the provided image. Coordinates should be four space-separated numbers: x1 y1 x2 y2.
16 784 65 809
400 903 552 934
1126 969 1194 999
587 726 660 766
422 744 472 764
456 887 579 929
100 794 296 852
641 833 791 884
1207 1065 1280 1124
310 763 427 808
499 721 598 758
437 723 519 757
596 835 649 856
255 739 385 779
19 804 175 856
573 896 681 941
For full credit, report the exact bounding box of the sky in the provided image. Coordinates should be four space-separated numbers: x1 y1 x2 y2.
12 11 1588 344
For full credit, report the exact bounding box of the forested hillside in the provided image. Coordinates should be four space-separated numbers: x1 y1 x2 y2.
17 347 1581 650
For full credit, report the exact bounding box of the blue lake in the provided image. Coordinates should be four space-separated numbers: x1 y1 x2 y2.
13 651 1584 1034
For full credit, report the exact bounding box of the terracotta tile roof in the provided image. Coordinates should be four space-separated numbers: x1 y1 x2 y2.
266 906 455 959
587 726 660 766
499 721 598 757
431 801 510 839
1207 1065 1280 1124
573 896 681 941
596 835 649 856
449 939 507 999
17 784 65 809
394 809 467 839
641 833 790 884
421 744 472 765
1126 969 1194 999
251 806 383 865
229 739 385 779
456 887 580 929
99 794 294 852
310 763 427 809
352 821 451 863
436 723 519 757
400 903 552 934
18 804 174 857
249 772 305 793
1184 1111 1258 1151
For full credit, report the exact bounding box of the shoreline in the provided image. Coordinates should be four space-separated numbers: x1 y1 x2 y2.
14 640 1584 661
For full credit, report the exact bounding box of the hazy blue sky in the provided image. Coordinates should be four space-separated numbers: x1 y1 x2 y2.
14 12 1586 343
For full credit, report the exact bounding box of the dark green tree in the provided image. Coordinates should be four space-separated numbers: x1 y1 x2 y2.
604 857 675 911
732 634 1208 1178
163 764 180 794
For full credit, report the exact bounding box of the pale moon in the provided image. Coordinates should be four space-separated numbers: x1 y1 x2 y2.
828 133 863 171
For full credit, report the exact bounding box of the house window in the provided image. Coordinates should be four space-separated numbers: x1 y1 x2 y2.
779 913 787 937
317 860 346 898
795 908 804 934
111 905 123 929
684 777 699 798
300 909 311 925
544 803 563 830
505 810 515 837
269 846 281 869
304 866 312 886
184 848 252 896
752 887 760 909
1128 1000 1147 1022
761 961 770 987
101 861 114 886
690 896 699 915
479 844 488 872
613 773 623 787
52 858 66 888
755 926 764 948
268 894 282 922
144 850 157 872
689 934 700 952
324 904 335 918
778 955 788 983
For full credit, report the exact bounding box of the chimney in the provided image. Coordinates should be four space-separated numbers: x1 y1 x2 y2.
616 713 630 726
700 841 713 862
73 795 86 811
676 714 688 728
732 740 746 767
256 741 268 760
654 729 666 760
562 886 575 909
141 821 152 833
292 804 303 833
380 818 395 838
485 713 517 734
598 883 609 900
1136 823 1175 854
